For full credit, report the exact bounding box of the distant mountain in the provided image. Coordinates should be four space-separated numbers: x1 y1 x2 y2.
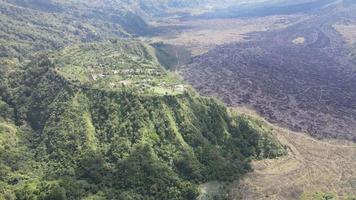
0 0 237 60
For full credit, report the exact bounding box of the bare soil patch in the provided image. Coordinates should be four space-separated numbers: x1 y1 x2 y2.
230 110 356 200
149 15 307 55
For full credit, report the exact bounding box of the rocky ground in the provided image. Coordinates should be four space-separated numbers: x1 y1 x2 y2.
182 3 356 141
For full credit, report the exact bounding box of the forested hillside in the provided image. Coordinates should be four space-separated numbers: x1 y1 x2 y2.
0 0 236 60
0 1 287 198
0 0 146 59
0 49 285 199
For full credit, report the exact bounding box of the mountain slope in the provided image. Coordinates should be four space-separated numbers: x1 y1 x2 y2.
0 41 285 199
2 0 354 199
0 0 238 61
0 0 149 59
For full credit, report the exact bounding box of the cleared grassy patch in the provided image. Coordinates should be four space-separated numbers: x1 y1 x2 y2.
55 41 187 95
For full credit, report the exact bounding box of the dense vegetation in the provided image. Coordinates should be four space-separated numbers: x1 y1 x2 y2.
0 0 287 199
0 0 233 60
0 0 134 59
0 50 286 199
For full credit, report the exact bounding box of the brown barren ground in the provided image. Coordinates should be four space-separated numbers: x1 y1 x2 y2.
230 108 356 200
149 15 307 55
334 23 356 45
149 5 356 198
